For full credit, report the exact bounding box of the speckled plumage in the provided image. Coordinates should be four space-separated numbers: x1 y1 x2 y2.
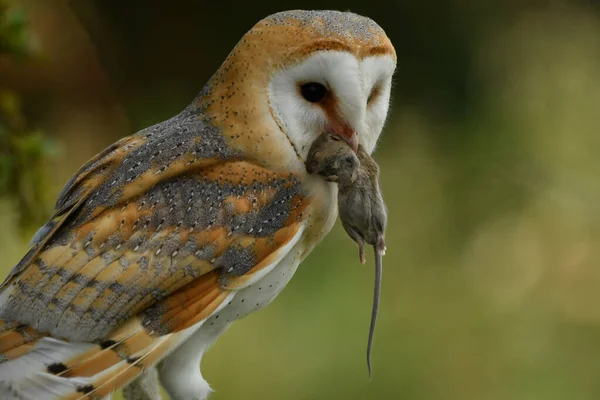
0 9 396 400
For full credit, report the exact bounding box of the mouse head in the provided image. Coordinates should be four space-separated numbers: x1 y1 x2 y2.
305 133 359 183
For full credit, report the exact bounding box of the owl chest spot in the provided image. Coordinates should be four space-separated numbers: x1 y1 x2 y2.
206 247 302 330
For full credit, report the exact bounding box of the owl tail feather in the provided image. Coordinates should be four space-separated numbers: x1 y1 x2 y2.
0 317 188 400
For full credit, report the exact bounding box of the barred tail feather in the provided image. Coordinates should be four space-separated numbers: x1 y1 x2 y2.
0 318 188 400
0 270 235 399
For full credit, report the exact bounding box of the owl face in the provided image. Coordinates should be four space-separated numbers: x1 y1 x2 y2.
200 10 396 171
268 49 396 159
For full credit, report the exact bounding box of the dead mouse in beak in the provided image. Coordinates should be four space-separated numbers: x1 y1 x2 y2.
305 133 387 378
305 133 360 183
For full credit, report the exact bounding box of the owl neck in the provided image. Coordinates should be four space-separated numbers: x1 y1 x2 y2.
190 74 304 175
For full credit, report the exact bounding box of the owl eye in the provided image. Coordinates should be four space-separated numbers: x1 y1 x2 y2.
300 82 328 103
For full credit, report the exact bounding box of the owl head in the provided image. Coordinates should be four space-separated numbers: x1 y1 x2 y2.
197 10 396 172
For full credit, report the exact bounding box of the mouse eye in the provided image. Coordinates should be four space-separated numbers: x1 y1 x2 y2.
300 82 328 103
344 155 358 167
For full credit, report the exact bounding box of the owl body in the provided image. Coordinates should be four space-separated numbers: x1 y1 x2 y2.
157 196 337 399
153 168 339 399
0 10 395 400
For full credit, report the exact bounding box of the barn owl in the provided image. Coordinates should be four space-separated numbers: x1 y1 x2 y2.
0 10 396 400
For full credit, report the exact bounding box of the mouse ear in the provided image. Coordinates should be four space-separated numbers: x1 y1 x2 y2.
305 160 318 174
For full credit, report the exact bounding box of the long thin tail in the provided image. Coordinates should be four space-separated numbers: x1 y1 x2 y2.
367 240 384 380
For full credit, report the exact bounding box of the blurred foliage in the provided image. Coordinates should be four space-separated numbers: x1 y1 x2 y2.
0 2 57 234
0 3 29 57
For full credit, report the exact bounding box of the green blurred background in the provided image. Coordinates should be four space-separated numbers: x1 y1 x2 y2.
2 0 600 399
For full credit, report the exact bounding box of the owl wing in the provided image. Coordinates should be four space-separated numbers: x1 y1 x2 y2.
0 112 310 399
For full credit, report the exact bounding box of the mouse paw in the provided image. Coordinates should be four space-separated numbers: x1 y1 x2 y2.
376 237 386 256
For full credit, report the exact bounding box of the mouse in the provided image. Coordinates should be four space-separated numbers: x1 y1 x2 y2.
306 132 387 378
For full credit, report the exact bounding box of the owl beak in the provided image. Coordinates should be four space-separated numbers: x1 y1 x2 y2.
327 122 359 153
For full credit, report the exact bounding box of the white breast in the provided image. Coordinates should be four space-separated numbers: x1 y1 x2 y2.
213 244 304 324
157 238 309 400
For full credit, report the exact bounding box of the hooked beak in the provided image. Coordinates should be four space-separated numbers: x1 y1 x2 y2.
327 122 359 153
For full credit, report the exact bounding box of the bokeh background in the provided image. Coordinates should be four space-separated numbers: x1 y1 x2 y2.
2 0 600 399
